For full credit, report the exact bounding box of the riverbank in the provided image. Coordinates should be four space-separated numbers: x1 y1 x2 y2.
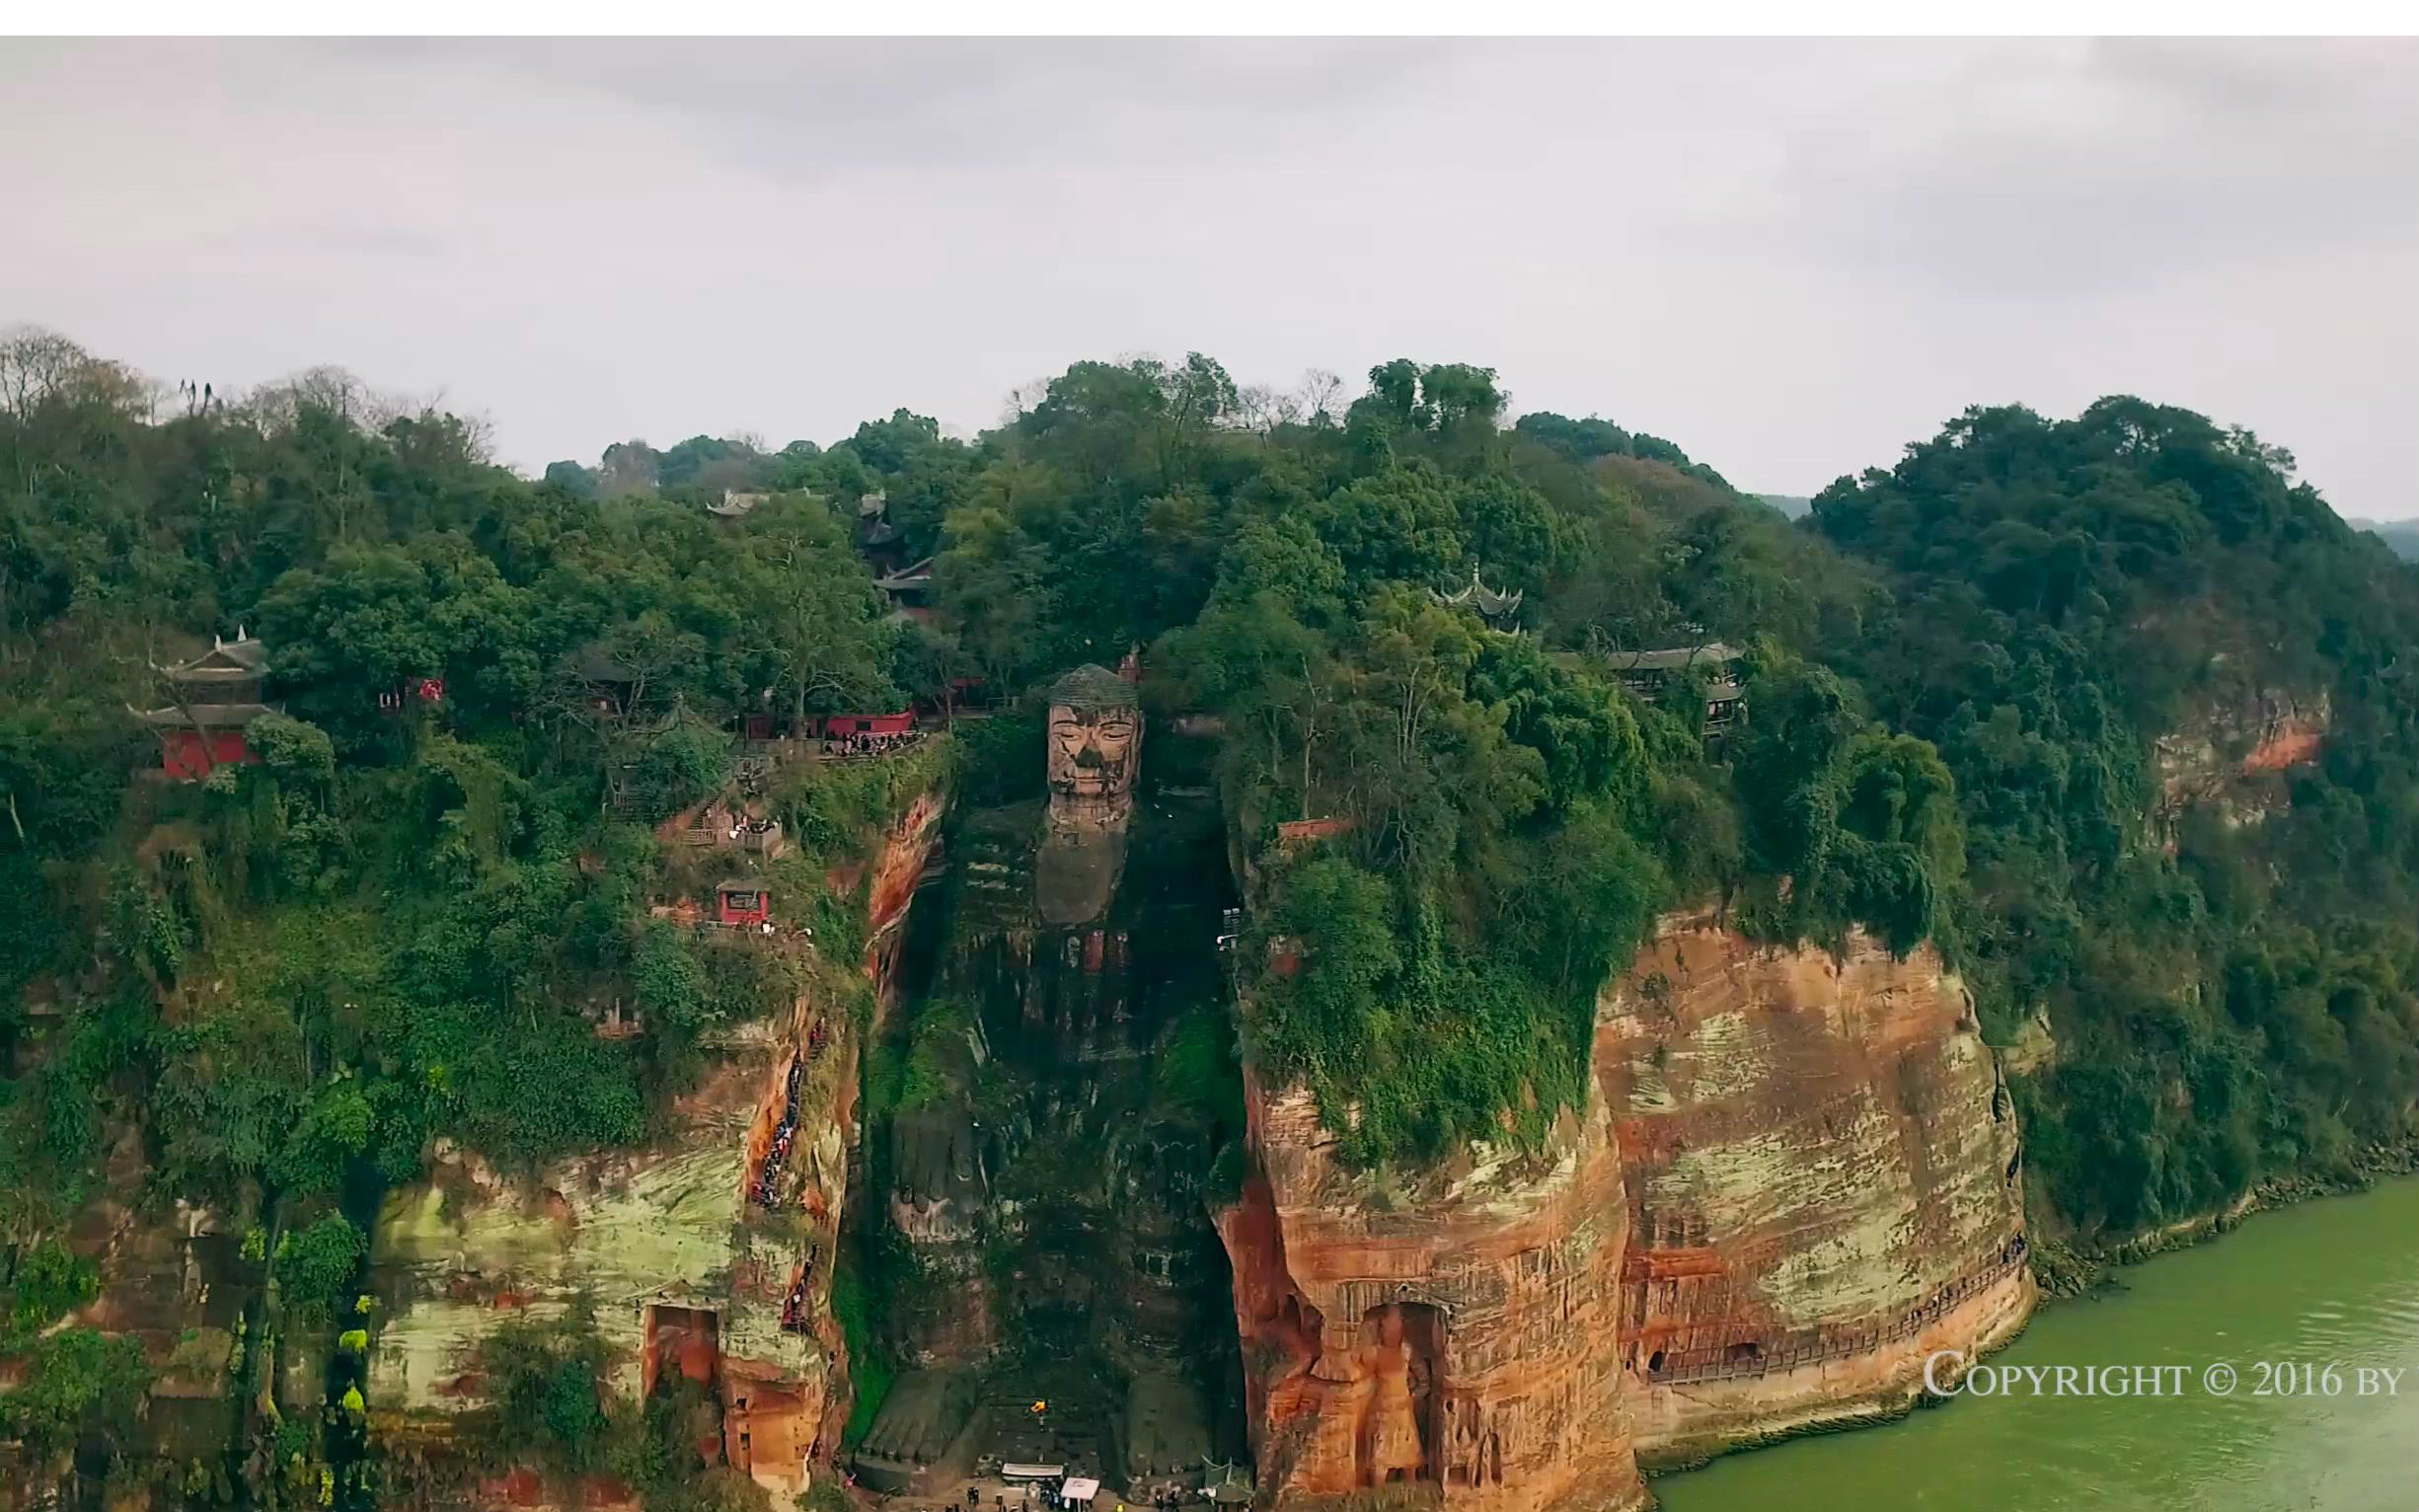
2027 1134 2419 1301
1653 1170 2419 1512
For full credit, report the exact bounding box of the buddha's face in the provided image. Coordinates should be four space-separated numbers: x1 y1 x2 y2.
1047 702 1139 799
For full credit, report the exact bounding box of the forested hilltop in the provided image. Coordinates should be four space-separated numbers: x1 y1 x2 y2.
1812 405 2419 1235
5 329 2418 1490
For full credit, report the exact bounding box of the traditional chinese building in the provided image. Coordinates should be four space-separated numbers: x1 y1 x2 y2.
132 631 275 779
875 557 936 624
570 642 643 719
717 880 773 930
660 795 790 860
1607 643 1745 734
818 712 916 740
856 491 908 575
1432 568 1524 634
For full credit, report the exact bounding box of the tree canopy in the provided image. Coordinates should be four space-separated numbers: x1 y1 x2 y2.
1810 399 2419 1233
6 330 2414 1274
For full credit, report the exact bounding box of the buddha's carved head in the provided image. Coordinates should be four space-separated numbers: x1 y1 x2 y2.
1044 665 1141 815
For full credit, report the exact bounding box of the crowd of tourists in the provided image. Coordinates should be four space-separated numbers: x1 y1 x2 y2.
750 1026 832 1208
779 1244 819 1333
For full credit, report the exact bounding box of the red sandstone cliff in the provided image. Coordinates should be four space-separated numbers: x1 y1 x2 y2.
2154 685 2327 831
369 783 946 1501
1604 914 2030 1464
1221 912 2033 1500
1219 1067 1646 1512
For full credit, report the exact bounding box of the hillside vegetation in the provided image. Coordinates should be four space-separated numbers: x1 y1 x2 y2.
1812 402 2419 1233
6 332 2419 1487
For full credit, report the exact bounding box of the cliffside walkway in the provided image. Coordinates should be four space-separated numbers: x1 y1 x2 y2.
1643 1238 2027 1386
748 1021 834 1209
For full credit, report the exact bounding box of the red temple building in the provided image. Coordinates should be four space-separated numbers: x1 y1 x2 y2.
133 632 276 780
817 712 915 739
717 881 773 930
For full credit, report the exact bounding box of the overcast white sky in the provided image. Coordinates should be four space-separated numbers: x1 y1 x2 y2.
4 38 2414 514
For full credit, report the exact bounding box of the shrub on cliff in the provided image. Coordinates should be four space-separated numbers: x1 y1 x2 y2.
479 1301 616 1474
277 1214 367 1321
1 1325 151 1454
1 1238 100 1348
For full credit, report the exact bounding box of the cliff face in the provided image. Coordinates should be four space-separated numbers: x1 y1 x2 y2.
1219 1071 1646 1512
370 1002 843 1492
1603 914 2030 1464
2154 685 2327 829
1221 912 2032 1500
60 1172 259 1464
864 789 948 985
368 787 945 1500
855 791 1245 1497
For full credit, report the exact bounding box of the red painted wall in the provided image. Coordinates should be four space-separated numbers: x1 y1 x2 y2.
718 889 772 928
820 712 915 736
161 729 256 780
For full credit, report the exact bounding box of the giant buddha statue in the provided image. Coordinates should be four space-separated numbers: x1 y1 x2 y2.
1036 663 1142 926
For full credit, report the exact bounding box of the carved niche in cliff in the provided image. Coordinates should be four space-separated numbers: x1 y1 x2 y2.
1037 664 1141 927
1348 1303 1445 1487
643 1303 720 1398
1260 1297 1451 1495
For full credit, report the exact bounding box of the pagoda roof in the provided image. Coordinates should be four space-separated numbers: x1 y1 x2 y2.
161 633 268 679
875 557 935 590
1047 663 1137 711
1609 642 1741 672
167 664 265 685
1433 568 1523 619
136 703 275 728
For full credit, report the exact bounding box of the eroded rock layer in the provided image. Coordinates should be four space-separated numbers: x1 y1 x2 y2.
368 789 944 1499
1602 913 2030 1465
1220 1070 1647 1512
1221 911 2034 1503
2155 685 2328 830
371 980 847 1495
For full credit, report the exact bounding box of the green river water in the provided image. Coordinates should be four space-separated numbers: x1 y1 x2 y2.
1655 1176 2419 1512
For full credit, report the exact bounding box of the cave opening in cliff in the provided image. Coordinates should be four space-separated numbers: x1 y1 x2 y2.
1276 1292 1316 1356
